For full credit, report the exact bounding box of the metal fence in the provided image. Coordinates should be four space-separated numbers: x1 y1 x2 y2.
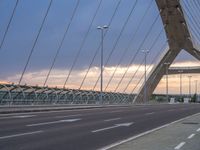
0 84 134 105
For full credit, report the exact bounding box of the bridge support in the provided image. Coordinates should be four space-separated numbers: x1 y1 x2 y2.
134 0 200 103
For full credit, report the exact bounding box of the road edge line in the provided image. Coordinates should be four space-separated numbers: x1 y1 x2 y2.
100 112 200 150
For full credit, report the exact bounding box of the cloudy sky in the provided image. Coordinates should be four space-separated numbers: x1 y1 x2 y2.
0 0 199 94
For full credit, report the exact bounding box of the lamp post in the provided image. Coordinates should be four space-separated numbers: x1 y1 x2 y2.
164 62 170 102
142 50 149 103
188 75 192 99
97 25 108 104
195 80 198 94
178 70 183 101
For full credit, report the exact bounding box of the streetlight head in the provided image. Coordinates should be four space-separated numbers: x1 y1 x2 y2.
97 26 102 30
103 25 108 29
141 50 149 53
164 62 170 65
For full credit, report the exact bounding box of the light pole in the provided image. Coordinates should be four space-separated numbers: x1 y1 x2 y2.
97 25 108 104
178 70 183 100
164 62 170 102
195 80 198 94
188 75 192 99
142 50 149 103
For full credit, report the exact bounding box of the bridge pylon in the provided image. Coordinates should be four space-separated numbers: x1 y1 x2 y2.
134 0 200 103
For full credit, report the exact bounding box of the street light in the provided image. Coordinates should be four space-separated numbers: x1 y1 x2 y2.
164 62 170 102
141 50 149 103
188 75 192 99
97 25 108 104
178 70 183 100
195 80 198 94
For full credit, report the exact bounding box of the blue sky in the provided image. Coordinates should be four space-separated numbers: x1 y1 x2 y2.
0 0 199 93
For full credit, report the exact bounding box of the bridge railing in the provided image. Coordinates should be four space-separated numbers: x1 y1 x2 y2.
0 84 134 105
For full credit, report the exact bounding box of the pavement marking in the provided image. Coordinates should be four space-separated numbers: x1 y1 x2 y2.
27 118 81 127
145 112 155 115
55 114 82 118
13 115 36 118
187 133 195 139
197 128 200 132
104 118 121 122
92 122 133 133
0 130 43 140
174 142 185 150
0 115 36 119
100 112 200 150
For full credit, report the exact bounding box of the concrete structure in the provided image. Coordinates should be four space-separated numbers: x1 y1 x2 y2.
134 0 200 103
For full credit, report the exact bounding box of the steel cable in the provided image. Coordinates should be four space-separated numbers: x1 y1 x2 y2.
19 0 53 84
0 0 19 51
63 0 103 88
104 0 154 91
79 0 122 90
43 0 80 86
92 0 138 91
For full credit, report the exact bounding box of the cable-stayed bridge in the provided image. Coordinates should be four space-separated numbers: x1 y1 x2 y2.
0 1 200 150
0 0 199 105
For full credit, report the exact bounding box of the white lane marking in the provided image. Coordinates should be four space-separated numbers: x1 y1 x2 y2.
100 112 200 150
92 122 133 133
188 133 195 139
104 118 121 122
27 118 81 127
197 128 200 132
145 112 155 115
174 142 185 149
0 115 36 119
13 115 36 118
0 131 43 140
55 114 82 118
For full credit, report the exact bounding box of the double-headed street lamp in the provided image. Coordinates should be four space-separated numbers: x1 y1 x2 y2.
164 62 170 102
141 50 149 103
97 25 108 104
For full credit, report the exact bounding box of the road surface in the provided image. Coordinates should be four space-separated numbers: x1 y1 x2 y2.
0 104 200 150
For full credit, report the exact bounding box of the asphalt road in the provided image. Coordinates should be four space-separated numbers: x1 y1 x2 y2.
0 104 200 150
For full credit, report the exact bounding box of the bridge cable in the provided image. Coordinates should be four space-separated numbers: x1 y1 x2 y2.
92 0 139 91
79 0 122 90
63 0 103 88
43 0 80 86
131 41 168 94
0 0 19 51
18 0 53 84
123 29 164 93
104 0 154 91
183 1 200 35
114 13 160 92
182 7 200 44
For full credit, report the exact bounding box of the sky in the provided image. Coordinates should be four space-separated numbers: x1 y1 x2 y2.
0 0 199 94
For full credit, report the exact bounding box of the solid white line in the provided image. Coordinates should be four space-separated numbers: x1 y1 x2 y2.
92 126 119 133
197 128 200 132
145 112 155 115
104 118 121 122
13 115 36 118
174 142 185 149
27 118 81 127
0 115 36 120
55 114 82 118
100 112 200 150
0 131 43 140
188 133 195 139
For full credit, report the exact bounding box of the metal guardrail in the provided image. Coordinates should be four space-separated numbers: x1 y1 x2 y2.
0 84 135 105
